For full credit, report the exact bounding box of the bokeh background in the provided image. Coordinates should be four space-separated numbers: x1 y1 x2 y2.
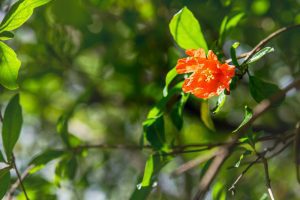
1 0 300 199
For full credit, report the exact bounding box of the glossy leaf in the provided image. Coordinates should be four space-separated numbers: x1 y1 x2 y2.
29 149 65 174
230 42 240 67
0 31 14 40
170 92 189 130
233 106 252 133
163 67 177 97
0 166 11 199
247 47 274 64
201 100 215 131
2 94 23 160
169 7 208 51
212 181 226 200
234 150 252 168
130 154 170 200
0 41 21 90
0 0 52 32
212 92 227 114
249 75 283 103
219 12 244 45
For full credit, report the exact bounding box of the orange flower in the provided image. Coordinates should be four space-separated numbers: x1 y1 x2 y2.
176 48 235 99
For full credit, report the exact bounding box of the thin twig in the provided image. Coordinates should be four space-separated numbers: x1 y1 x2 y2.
262 157 275 200
7 165 34 200
10 154 30 200
225 24 300 64
193 78 300 200
228 156 261 195
242 24 300 64
172 150 219 176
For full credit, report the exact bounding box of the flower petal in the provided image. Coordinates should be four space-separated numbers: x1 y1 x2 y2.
207 50 218 61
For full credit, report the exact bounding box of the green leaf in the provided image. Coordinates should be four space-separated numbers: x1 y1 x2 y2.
54 154 77 186
2 94 23 160
225 13 245 32
130 154 170 200
259 193 269 200
234 150 252 168
0 41 21 90
0 0 52 32
57 114 71 148
230 42 240 67
247 47 274 64
169 7 208 51
0 167 11 199
0 151 5 162
163 67 177 97
147 82 182 119
212 181 227 200
233 106 252 134
249 75 283 104
201 100 215 131
29 149 65 174
212 91 227 114
0 31 14 40
219 12 244 46
170 92 189 130
143 115 167 151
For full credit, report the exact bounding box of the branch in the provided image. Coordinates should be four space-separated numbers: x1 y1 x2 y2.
225 24 300 64
8 154 30 200
192 78 300 200
262 157 275 200
228 156 261 195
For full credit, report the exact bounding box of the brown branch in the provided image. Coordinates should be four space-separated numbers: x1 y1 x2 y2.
225 24 300 64
172 150 219 176
242 24 300 64
192 78 300 200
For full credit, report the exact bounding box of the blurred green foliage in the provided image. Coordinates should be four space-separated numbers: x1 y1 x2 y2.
0 0 300 199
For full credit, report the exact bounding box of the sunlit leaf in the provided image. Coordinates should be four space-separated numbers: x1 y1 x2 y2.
201 100 215 131
259 193 269 200
212 181 226 200
247 47 274 64
163 67 177 97
2 94 23 160
0 41 21 90
233 106 252 133
212 92 227 114
169 7 208 51
130 154 170 200
0 31 14 40
0 0 52 32
230 42 240 67
234 150 252 168
249 75 283 104
29 150 65 174
219 12 244 45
